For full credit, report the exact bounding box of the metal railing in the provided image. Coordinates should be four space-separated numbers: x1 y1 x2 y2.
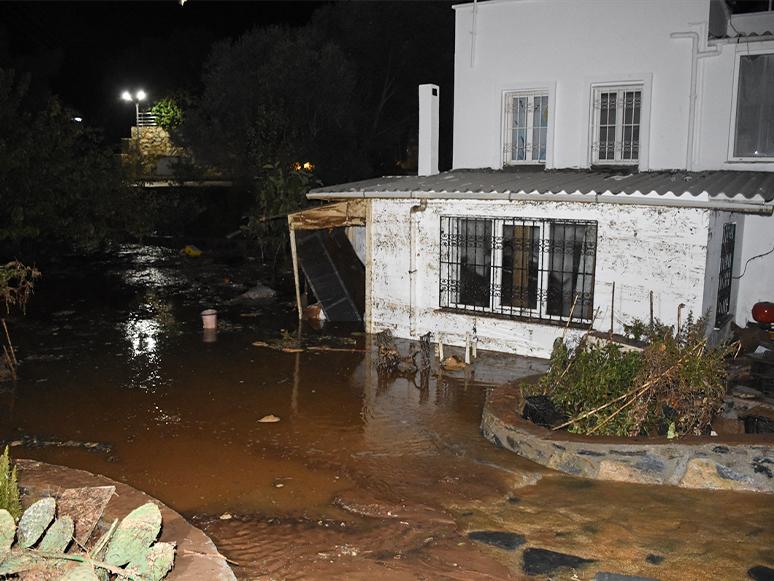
138 112 158 127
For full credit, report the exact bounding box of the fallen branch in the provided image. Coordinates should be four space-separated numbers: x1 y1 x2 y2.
552 339 706 432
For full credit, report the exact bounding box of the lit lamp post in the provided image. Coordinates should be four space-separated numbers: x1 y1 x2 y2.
122 90 146 170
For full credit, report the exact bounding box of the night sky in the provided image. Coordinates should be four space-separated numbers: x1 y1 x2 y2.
1 1 325 142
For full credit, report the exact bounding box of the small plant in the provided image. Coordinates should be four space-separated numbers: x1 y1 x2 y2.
0 261 40 314
0 446 21 521
0 498 175 580
531 314 733 437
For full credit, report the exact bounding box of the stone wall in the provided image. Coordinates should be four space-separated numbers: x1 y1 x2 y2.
130 126 184 158
481 384 774 492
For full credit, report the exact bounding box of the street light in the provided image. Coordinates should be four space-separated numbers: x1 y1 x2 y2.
122 90 146 164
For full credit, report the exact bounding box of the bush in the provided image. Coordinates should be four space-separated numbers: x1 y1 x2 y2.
533 315 733 437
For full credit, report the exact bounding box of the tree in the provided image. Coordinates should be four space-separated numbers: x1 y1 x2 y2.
309 2 456 177
0 68 138 252
178 25 357 186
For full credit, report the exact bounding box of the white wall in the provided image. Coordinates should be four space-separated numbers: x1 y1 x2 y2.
452 0 774 173
453 0 704 171
735 213 774 326
367 198 711 357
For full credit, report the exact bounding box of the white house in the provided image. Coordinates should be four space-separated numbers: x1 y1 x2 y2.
298 0 774 358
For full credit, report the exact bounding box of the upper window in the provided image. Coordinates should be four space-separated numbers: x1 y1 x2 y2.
503 91 548 165
590 85 642 165
733 53 774 159
439 216 597 324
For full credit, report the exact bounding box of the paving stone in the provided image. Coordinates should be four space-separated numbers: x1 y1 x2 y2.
594 573 663 581
748 565 774 581
467 531 526 551
522 547 595 576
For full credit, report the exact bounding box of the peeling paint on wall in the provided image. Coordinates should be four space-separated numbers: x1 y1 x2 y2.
367 198 723 357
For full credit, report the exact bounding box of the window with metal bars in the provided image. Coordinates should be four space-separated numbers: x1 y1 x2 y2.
715 222 736 328
503 90 548 164
439 216 597 323
591 85 641 165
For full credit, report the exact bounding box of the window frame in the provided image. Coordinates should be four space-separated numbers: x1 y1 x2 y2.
590 84 643 166
439 215 598 325
727 44 774 162
502 90 550 165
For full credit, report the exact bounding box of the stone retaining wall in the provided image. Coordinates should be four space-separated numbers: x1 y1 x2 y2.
481 385 774 492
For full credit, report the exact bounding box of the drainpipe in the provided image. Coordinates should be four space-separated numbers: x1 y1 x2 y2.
470 0 478 68
670 25 720 171
409 199 428 337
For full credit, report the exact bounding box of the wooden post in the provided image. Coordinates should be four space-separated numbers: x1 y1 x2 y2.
609 282 615 341
438 333 444 361
650 291 654 327
288 224 303 321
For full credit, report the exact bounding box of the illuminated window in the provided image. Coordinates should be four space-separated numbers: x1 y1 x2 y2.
503 91 549 165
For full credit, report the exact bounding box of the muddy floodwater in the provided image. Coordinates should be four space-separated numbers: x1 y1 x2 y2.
2 244 773 580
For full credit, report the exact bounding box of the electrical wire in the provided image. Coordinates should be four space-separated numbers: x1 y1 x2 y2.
732 242 774 279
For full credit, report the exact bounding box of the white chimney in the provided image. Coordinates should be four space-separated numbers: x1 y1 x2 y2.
418 84 439 177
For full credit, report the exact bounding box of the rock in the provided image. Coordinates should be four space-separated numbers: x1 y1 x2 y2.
258 415 280 423
522 547 595 576
679 459 762 492
748 565 774 581
645 554 665 565
467 531 526 551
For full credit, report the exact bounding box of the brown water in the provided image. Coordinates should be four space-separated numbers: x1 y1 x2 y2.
2 245 773 580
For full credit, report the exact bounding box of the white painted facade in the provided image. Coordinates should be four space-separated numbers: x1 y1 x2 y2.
367 198 721 358
310 0 774 357
452 0 774 174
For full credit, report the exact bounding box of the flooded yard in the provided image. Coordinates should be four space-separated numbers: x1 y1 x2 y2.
1 244 773 580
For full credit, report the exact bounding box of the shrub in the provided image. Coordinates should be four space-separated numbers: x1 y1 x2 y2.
533 315 733 437
0 446 21 521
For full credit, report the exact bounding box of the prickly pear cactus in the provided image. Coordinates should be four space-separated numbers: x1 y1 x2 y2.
104 502 162 567
125 541 176 581
0 508 15 553
38 514 74 553
0 495 176 580
17 496 55 548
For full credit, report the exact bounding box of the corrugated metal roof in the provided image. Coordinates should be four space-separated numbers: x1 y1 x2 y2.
309 169 774 209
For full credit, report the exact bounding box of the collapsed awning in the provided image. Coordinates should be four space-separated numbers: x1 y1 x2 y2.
287 200 368 322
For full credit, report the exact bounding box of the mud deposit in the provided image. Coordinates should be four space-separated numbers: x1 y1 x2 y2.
2 245 774 580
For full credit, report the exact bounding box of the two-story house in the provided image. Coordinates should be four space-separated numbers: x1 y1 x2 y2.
293 0 774 358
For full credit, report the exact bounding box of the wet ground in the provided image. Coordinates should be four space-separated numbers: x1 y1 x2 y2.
1 244 773 581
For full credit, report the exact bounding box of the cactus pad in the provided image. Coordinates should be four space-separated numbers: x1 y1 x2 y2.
38 515 74 554
126 541 176 581
17 497 55 548
0 509 15 554
104 502 162 567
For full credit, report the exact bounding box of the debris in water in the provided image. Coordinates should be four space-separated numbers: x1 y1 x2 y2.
522 547 595 576
259 415 281 423
219 513 233 520
467 531 526 551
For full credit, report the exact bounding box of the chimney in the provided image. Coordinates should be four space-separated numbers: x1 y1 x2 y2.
418 84 439 177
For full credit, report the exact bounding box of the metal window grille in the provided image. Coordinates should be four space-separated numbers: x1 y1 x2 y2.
715 222 736 327
440 216 597 323
591 86 641 164
504 91 548 164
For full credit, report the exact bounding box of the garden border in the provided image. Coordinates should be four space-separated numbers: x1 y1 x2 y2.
481 385 774 492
